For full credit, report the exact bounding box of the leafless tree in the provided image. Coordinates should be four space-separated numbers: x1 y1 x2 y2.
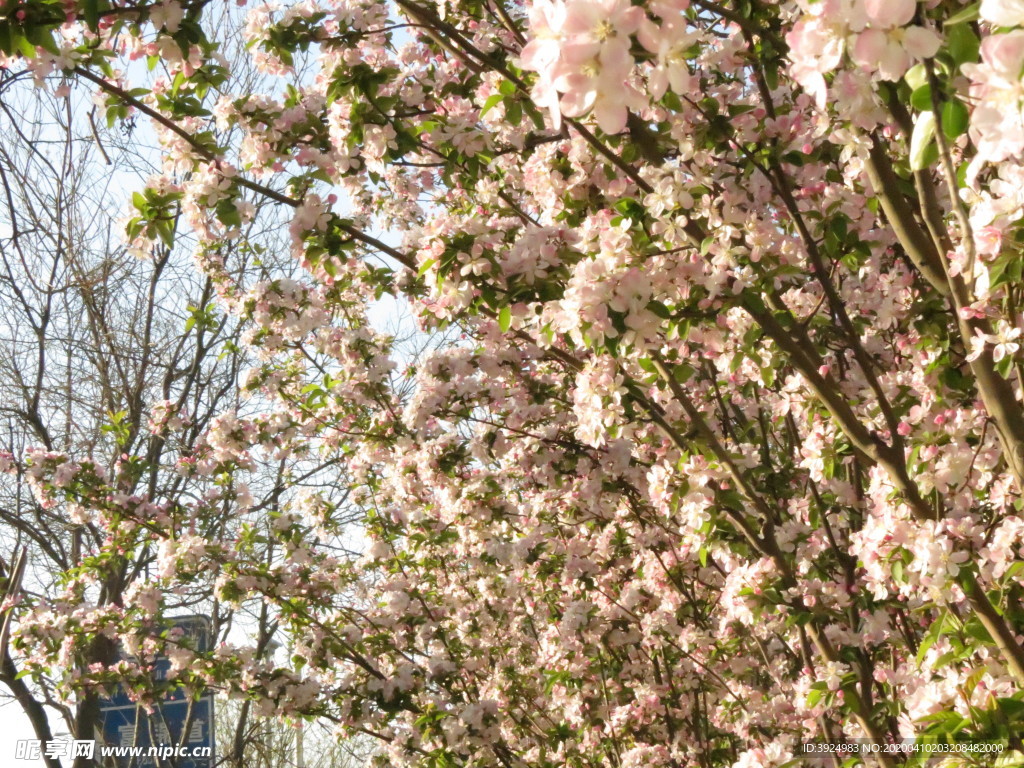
216 696 372 768
0 6 445 762
0 67 304 768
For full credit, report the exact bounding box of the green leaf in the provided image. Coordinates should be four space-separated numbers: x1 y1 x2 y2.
942 98 969 140
498 306 512 332
125 218 143 240
84 0 101 31
727 103 756 117
996 354 1015 379
996 697 1024 721
16 33 35 59
944 2 980 26
917 611 948 666
910 85 933 112
0 23 14 56
614 198 644 220
647 300 671 319
216 199 242 228
988 253 1021 290
905 63 928 91
23 20 61 58
947 22 980 67
781 150 805 167
930 650 960 670
673 363 695 384
522 100 546 130
506 101 522 126
995 751 1024 768
479 93 503 117
161 221 176 247
1003 562 1024 583
910 111 937 171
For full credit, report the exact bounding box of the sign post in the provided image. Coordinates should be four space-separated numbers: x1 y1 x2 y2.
98 616 215 768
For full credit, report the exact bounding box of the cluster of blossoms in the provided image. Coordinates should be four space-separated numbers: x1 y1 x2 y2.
522 0 701 132
787 0 942 108
147 400 192 436
5 0 1024 766
967 1 1024 165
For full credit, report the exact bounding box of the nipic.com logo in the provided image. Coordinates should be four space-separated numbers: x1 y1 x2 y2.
15 740 95 761
14 739 213 761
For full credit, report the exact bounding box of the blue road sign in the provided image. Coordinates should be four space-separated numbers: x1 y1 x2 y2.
98 616 215 768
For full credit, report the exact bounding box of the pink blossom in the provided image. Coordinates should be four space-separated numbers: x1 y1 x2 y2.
522 0 644 132
851 26 941 80
638 17 697 99
864 0 917 28
992 322 1022 361
786 16 844 108
975 225 1004 257
149 1 184 32
981 0 1024 27
964 31 1024 162
559 0 643 64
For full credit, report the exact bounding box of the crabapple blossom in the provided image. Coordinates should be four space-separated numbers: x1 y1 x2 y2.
964 31 1024 164
6 0 1024 766
522 0 646 132
850 25 941 81
981 0 1024 26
